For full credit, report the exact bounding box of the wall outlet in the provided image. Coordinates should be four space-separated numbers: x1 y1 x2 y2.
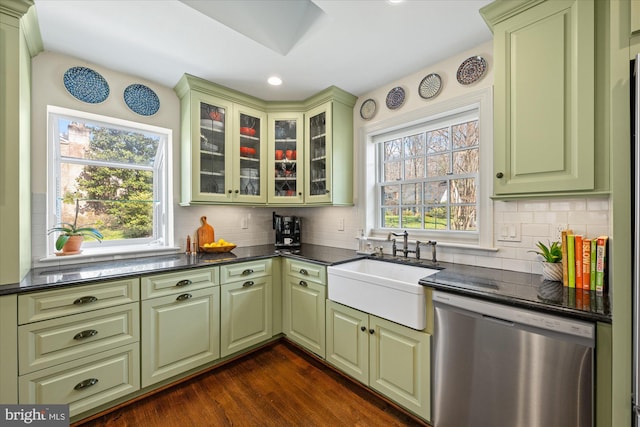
553 223 567 241
497 223 521 242
240 216 248 229
338 218 344 231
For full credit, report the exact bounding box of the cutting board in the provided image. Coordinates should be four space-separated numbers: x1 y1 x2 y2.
197 216 214 248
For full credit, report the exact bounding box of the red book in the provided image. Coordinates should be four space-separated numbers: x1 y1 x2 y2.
582 238 591 290
574 235 583 288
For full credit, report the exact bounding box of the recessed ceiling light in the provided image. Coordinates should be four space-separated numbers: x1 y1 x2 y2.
387 0 403 3
268 76 283 86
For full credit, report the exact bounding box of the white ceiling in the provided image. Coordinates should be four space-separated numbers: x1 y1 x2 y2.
33 0 493 101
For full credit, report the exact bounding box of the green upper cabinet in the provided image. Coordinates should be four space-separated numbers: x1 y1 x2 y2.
175 75 267 205
304 90 356 205
268 112 305 204
481 0 598 197
175 74 356 206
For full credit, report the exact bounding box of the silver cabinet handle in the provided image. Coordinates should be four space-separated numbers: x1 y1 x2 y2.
299 280 308 287
74 378 99 390
299 268 308 275
242 281 254 287
242 269 254 276
73 296 98 305
176 293 192 301
73 329 98 340
176 279 192 287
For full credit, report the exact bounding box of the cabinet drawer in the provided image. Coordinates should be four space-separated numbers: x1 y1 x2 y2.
141 267 218 300
18 278 140 325
220 259 272 284
18 303 139 375
19 343 140 418
285 259 326 285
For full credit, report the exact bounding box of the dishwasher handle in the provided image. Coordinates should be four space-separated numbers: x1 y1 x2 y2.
482 314 515 327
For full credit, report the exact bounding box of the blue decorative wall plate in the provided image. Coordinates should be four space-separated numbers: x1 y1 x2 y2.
63 66 110 104
386 86 405 110
123 84 160 116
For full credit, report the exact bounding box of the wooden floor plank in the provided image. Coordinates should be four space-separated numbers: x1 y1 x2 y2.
77 341 428 426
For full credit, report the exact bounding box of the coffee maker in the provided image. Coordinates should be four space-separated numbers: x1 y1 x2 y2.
273 212 301 248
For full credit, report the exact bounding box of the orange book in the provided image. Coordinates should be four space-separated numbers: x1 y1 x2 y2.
574 235 583 287
582 238 591 289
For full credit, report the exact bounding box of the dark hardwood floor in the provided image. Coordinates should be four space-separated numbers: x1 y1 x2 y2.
76 341 429 427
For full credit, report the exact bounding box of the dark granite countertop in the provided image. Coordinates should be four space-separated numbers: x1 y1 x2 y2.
0 244 363 296
0 245 611 324
417 261 611 323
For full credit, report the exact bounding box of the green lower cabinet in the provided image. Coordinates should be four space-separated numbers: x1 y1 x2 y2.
326 300 431 422
283 273 326 358
220 276 272 358
141 286 220 388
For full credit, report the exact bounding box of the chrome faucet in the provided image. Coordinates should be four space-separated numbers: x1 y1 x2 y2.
387 230 409 257
416 240 437 262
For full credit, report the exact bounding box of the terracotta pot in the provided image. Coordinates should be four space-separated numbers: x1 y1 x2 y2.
541 262 562 282
62 235 84 253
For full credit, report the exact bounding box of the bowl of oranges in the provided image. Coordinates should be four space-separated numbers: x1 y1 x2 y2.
200 238 237 253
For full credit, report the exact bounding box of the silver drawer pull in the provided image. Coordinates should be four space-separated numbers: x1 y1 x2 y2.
176 293 192 301
242 268 254 276
299 268 308 275
299 280 308 287
242 281 255 287
176 279 192 287
74 378 99 390
73 329 98 340
73 296 98 305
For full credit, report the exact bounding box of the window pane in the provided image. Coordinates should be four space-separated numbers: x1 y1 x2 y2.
427 127 449 153
381 185 399 206
402 207 422 229
382 207 400 228
424 180 448 204
403 134 424 157
450 178 476 204
401 183 422 205
453 148 479 174
450 205 477 231
384 139 402 160
452 120 479 149
427 153 450 177
404 158 424 180
384 161 402 182
424 206 448 230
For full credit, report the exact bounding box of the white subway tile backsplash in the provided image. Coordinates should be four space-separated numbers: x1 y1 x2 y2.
549 199 586 211
518 200 550 212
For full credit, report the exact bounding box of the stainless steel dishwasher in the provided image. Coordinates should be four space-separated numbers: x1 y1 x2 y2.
432 291 594 427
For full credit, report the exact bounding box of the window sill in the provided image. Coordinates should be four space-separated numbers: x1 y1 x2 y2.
38 245 181 266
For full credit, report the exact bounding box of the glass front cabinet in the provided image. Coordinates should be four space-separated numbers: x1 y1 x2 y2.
177 74 356 206
268 113 304 204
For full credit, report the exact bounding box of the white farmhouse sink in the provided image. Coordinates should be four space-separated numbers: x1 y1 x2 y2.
327 259 439 330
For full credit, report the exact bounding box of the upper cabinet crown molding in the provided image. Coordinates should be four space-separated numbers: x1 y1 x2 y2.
479 0 546 31
0 0 33 18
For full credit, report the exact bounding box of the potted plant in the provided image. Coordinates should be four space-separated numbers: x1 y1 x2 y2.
530 240 563 281
47 199 103 253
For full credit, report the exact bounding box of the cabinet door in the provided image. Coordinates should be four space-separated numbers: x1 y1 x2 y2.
268 112 304 204
233 104 267 203
220 276 272 357
187 92 233 203
369 315 431 421
141 286 220 387
304 103 333 204
283 275 326 357
491 0 595 195
325 300 368 384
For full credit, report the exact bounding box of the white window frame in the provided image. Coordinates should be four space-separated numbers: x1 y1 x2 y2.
359 88 493 248
46 105 174 257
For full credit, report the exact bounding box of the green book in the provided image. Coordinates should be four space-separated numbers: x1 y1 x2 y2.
567 234 575 288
